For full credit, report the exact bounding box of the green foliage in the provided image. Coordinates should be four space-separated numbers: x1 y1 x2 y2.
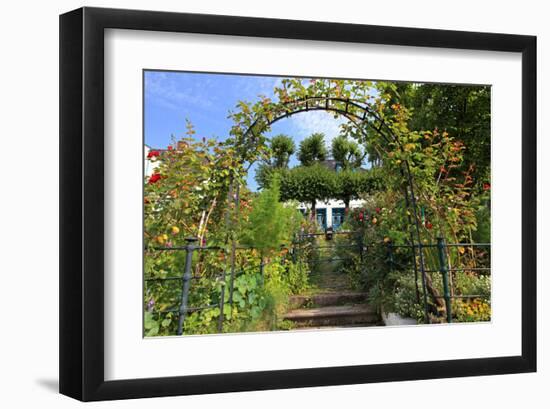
143 134 236 249
285 260 310 294
454 271 491 298
473 203 491 243
331 135 363 170
144 127 308 336
270 134 295 168
254 135 296 190
333 169 381 209
225 258 309 333
337 199 491 323
144 311 161 337
298 133 328 166
388 272 426 322
279 164 337 211
399 83 491 186
240 178 303 254
254 162 276 191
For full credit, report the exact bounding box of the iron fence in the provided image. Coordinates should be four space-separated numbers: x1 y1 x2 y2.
145 233 491 335
293 231 491 324
144 237 291 335
386 239 491 323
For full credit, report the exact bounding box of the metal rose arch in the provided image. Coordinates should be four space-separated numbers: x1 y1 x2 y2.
226 93 432 323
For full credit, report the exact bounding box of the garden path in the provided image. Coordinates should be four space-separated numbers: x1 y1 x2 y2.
284 257 381 329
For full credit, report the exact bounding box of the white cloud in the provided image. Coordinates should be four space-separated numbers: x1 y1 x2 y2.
236 76 283 101
144 72 214 111
288 110 348 145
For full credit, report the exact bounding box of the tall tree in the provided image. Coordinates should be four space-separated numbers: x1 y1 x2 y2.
297 133 328 166
331 135 364 170
254 134 295 190
254 163 275 191
270 134 295 169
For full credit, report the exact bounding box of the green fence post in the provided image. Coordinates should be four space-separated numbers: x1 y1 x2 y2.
437 237 452 323
295 234 302 280
217 271 226 333
387 241 394 273
259 253 265 287
291 237 297 264
177 237 198 335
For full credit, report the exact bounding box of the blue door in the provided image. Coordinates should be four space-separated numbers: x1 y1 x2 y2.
332 208 345 230
316 209 327 230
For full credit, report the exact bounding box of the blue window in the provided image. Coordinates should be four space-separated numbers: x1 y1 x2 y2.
332 208 345 230
316 209 327 230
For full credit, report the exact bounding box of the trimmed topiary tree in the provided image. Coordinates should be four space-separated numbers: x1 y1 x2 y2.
279 164 337 219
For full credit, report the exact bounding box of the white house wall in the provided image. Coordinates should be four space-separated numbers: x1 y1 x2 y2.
297 198 365 229
144 145 160 177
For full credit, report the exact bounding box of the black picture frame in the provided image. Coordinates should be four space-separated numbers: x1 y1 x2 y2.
59 6 537 401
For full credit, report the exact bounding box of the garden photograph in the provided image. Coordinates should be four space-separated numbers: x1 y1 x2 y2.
143 71 491 337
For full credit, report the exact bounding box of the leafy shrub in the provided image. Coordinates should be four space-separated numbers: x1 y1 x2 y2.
454 272 491 298
285 260 310 294
240 178 303 255
390 272 426 322
473 204 491 243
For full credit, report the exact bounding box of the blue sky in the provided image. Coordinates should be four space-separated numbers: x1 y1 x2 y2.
144 70 348 190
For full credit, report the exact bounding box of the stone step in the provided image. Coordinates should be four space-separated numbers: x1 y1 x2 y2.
284 304 379 327
291 323 385 331
289 292 369 308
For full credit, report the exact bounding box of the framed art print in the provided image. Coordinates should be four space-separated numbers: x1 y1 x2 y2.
59 7 536 401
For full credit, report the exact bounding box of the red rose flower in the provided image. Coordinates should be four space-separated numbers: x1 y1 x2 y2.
147 150 160 159
375 207 381 214
167 145 173 151
148 173 162 184
425 221 433 230
358 211 364 221
483 183 491 191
